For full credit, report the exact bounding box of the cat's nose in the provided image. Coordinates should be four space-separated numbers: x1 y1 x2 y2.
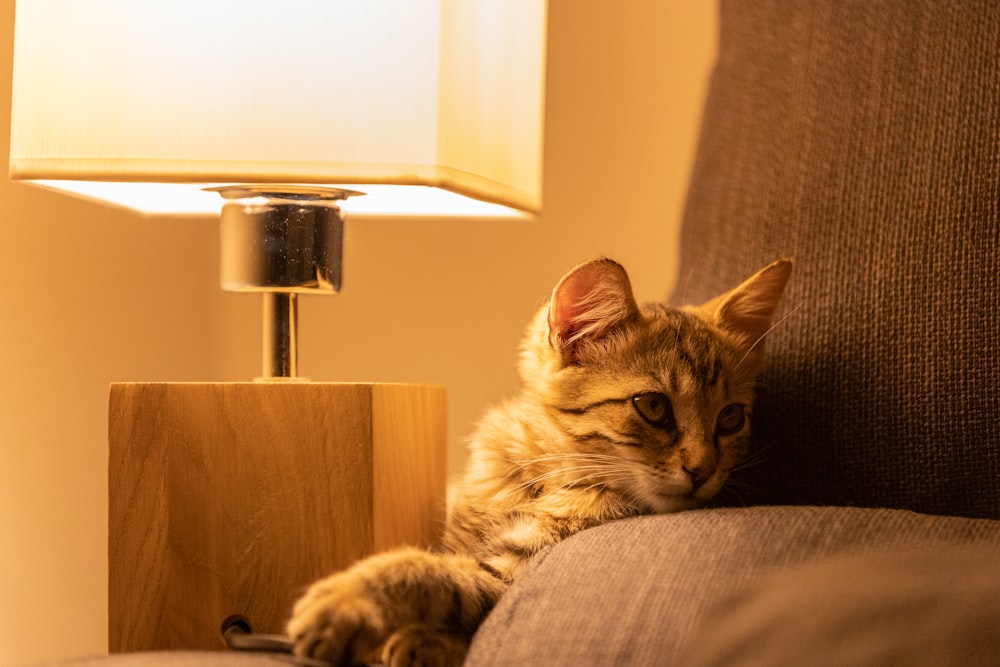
682 463 713 489
680 445 717 489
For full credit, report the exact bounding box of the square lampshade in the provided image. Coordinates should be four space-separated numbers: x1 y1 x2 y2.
9 0 547 219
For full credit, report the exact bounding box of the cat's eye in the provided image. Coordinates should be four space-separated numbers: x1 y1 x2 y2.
632 392 674 429
716 403 746 436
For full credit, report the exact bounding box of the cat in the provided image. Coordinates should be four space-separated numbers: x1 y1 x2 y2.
288 257 792 666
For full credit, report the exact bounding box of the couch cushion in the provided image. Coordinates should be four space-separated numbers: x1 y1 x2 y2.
672 0 1000 517
679 547 1000 666
465 506 1000 666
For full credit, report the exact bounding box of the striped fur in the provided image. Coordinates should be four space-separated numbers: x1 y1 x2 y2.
289 258 792 666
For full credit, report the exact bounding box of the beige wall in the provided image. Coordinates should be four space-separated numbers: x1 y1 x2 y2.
0 2 716 664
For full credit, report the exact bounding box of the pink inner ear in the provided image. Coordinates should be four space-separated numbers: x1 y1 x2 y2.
548 259 638 348
550 274 595 340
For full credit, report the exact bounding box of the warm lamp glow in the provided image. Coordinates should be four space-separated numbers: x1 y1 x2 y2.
29 181 531 219
10 0 547 378
10 0 547 218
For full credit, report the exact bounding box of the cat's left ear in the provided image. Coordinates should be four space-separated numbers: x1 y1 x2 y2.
696 259 793 354
548 258 640 364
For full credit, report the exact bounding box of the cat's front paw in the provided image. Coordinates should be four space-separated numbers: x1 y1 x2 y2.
288 567 388 665
382 625 469 667
288 547 502 666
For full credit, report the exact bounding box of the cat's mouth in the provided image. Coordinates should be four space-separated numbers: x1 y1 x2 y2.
645 473 728 511
627 464 723 513
645 489 702 513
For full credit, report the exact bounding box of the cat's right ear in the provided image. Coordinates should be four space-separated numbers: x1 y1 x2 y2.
695 258 793 358
547 258 640 364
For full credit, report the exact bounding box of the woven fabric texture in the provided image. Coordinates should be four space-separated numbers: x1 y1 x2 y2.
679 547 1000 666
464 506 1000 666
673 0 1000 517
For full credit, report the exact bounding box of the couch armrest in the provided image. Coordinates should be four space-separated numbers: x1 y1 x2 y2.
466 506 1000 666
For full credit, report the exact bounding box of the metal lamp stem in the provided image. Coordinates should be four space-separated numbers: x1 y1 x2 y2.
263 292 298 379
211 185 359 379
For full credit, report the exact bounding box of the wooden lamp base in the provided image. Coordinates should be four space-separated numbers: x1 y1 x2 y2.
108 381 446 652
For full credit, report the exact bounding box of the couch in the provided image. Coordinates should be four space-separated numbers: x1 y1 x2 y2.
47 0 1000 665
467 1 1000 662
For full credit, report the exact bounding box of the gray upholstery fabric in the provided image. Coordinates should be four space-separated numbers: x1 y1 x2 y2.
464 506 1000 666
680 547 1000 666
672 0 1000 517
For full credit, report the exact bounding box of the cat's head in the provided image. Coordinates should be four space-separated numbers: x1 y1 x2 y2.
520 258 792 513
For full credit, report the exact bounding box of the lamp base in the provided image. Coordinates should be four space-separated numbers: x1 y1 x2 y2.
108 381 446 652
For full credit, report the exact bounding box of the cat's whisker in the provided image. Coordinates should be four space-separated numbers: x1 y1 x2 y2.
730 442 775 474
502 453 630 482
507 463 627 494
542 466 638 490
677 256 703 307
506 452 628 467
715 476 762 506
513 462 643 498
733 379 767 393
508 457 627 476
734 299 804 372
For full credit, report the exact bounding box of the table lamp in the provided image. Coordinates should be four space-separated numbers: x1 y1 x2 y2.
9 0 546 652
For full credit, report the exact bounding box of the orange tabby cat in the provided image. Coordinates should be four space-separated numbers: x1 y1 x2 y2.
289 257 792 666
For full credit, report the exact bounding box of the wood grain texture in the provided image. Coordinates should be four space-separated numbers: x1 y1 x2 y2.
108 382 446 652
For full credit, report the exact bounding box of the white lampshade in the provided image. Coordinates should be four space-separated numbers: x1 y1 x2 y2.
9 0 547 219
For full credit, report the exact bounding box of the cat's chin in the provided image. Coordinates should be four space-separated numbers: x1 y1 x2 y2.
643 492 703 514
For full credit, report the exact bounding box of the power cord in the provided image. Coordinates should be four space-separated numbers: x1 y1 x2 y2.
221 614 333 666
222 615 310 654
